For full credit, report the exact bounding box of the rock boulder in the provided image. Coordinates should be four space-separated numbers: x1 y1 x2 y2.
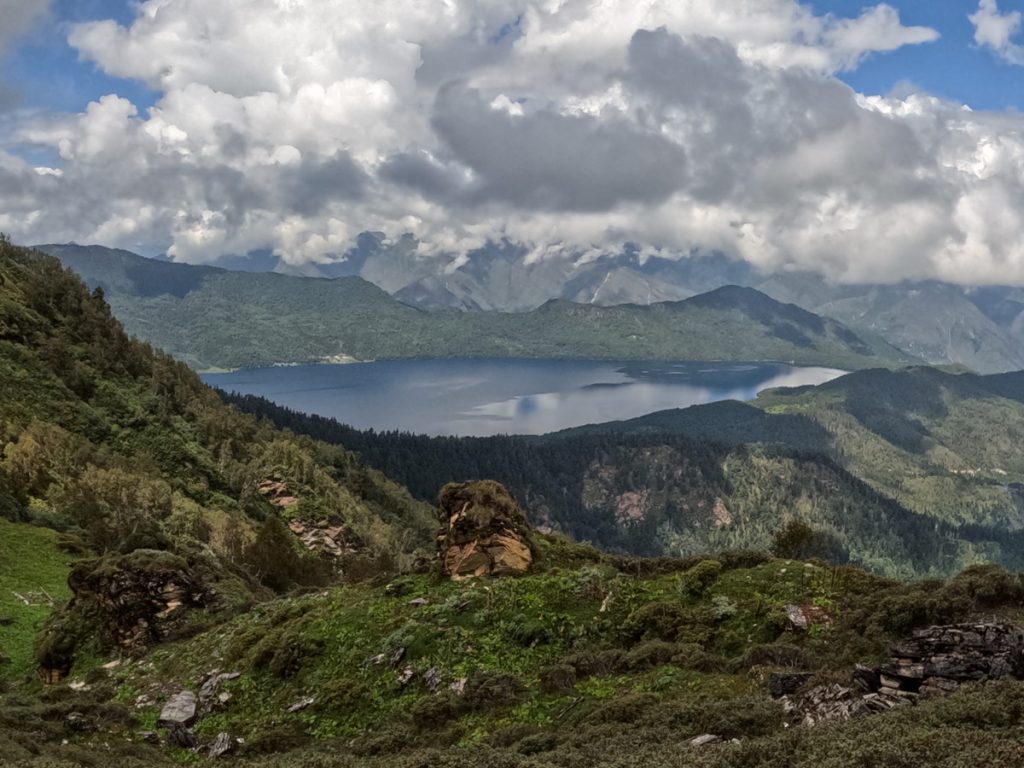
880 621 1024 695
158 690 198 728
436 481 534 581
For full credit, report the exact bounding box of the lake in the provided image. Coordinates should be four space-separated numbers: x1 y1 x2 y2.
201 359 845 437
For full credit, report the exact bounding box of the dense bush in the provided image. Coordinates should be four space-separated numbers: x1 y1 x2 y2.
677 559 722 597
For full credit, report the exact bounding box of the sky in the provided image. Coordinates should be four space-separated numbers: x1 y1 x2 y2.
4 1 1024 284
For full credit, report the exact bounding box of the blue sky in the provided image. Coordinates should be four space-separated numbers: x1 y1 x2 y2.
6 0 1024 284
2 0 157 114
818 0 1024 111
4 1 1024 115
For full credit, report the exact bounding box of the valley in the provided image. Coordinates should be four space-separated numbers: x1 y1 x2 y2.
2 237 1024 768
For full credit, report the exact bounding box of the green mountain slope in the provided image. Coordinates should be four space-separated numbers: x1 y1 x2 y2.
0 238 435 680
758 274 1024 374
35 244 914 371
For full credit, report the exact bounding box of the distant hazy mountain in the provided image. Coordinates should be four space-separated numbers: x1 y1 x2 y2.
35 244 911 371
758 274 1024 374
268 235 753 311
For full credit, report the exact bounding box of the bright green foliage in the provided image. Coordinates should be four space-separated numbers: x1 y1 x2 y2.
0 520 72 678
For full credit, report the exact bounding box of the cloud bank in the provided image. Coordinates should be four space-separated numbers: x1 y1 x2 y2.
4 0 1024 285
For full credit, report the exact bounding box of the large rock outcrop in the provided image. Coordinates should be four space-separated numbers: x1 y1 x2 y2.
66 550 208 651
881 622 1024 694
776 621 1024 725
436 481 534 581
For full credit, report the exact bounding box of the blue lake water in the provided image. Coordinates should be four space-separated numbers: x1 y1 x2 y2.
201 359 845 437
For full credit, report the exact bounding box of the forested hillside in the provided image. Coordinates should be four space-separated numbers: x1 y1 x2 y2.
222 392 1024 577
580 367 1024 532
38 244 913 371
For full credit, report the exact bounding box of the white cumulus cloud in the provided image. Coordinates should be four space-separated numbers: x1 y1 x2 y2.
970 0 1024 65
5 0 1024 285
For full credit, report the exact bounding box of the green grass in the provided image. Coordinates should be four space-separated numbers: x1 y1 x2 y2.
92 555 879 747
0 519 72 678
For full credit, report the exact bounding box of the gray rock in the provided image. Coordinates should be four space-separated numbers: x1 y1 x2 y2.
208 732 234 758
689 734 721 747
425 667 441 692
768 672 812 698
158 690 197 728
286 696 315 713
397 666 415 686
409 598 429 607
784 604 809 631
199 672 241 702
852 664 880 692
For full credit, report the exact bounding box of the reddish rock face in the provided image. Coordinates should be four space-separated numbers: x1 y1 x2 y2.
436 481 534 581
287 519 361 557
257 477 299 509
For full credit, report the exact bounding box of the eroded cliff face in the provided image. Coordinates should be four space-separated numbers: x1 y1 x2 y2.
436 480 534 581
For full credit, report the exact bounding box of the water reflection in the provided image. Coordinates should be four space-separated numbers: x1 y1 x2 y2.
202 359 844 437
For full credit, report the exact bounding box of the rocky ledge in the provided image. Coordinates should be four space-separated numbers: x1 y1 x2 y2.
69 551 208 651
776 621 1024 725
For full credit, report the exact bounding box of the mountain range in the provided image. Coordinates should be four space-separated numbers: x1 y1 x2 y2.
37 242 1024 373
34 244 910 372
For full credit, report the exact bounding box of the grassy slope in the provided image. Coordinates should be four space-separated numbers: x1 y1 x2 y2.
0 521 72 678
7 545 1024 767
38 244 914 371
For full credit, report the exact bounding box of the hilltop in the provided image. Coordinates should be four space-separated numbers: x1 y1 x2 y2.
583 366 1024 533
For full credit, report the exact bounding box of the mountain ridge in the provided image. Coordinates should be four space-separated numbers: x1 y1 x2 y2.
34 243 912 372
